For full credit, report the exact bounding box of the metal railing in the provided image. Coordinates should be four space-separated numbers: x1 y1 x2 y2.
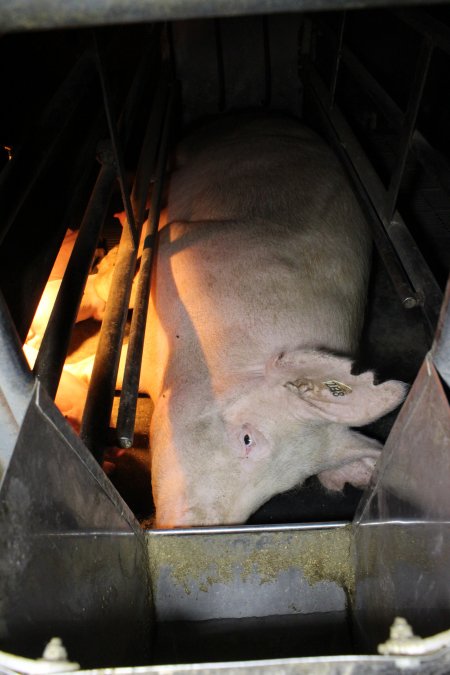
302 8 450 338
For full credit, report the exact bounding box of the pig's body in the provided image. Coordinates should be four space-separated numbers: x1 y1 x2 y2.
142 115 406 527
26 274 108 349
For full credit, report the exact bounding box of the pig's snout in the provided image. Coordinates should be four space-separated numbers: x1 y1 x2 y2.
155 508 220 529
154 497 195 529
154 493 245 529
153 487 230 528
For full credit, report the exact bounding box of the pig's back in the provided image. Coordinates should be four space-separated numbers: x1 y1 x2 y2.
168 114 345 225
143 115 371 399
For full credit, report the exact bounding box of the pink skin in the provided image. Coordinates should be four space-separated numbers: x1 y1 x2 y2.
139 115 407 527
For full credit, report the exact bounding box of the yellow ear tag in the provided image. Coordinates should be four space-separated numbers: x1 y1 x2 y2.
323 380 353 397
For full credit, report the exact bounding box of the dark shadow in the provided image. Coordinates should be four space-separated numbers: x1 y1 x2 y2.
152 612 353 664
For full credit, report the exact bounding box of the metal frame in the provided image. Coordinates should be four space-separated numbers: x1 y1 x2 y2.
0 379 152 667
0 26 164 667
1 25 174 463
116 84 175 448
301 9 449 337
301 7 450 653
0 51 96 247
0 6 449 671
80 46 171 459
0 0 449 33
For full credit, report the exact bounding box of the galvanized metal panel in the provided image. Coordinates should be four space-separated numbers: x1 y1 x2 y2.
2 0 450 33
433 278 450 387
60 650 450 674
0 384 153 669
354 356 450 651
147 525 352 622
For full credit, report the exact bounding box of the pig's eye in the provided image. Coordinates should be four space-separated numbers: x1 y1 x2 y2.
238 426 258 455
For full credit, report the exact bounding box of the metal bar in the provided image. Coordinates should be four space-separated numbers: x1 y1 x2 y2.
329 13 346 108
60 110 108 234
394 8 450 58
412 130 450 203
80 84 170 461
433 277 450 388
32 35 156 401
339 43 450 202
5 0 450 33
303 62 418 307
79 220 138 458
132 79 169 233
0 50 94 246
33 151 116 399
385 37 433 221
340 44 404 129
147 521 351 537
116 87 174 448
22 106 103 341
93 31 139 251
34 110 109 296
119 25 158 148
166 23 177 82
0 290 35 472
302 62 443 335
262 15 272 108
214 19 226 112
0 291 34 422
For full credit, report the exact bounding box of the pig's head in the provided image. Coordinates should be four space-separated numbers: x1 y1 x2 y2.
151 350 407 528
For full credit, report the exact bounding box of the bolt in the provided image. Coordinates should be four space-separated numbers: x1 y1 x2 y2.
42 637 68 662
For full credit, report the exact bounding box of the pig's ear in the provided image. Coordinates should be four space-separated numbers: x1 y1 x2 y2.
317 430 381 491
267 349 407 426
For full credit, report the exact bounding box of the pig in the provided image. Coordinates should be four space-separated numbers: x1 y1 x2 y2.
23 343 125 473
92 211 150 307
26 274 108 349
26 230 114 349
135 113 407 528
23 343 89 432
48 228 105 281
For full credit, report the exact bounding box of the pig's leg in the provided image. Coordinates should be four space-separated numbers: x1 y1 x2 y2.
54 369 89 433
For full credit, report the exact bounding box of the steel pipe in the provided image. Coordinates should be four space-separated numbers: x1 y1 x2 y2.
33 151 116 399
302 62 442 334
116 86 174 448
80 81 169 460
385 37 433 221
93 32 139 250
0 50 95 246
3 0 449 34
433 278 450 388
318 16 450 206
